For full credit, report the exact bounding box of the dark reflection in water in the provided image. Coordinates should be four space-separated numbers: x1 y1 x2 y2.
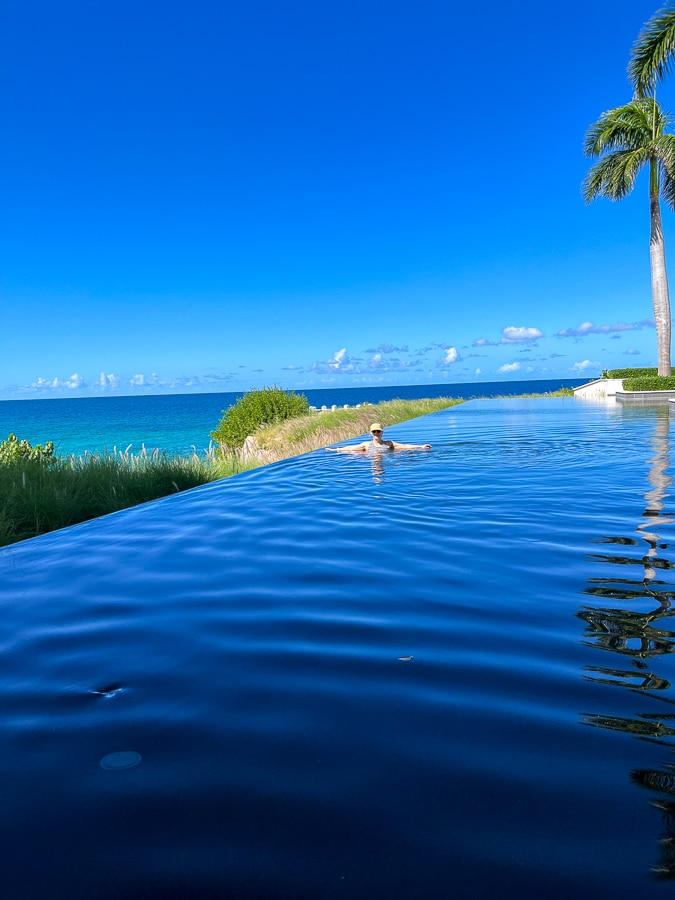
579 408 675 878
370 450 385 483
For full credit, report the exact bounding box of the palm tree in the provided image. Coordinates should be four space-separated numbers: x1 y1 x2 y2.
629 4 675 96
583 98 675 375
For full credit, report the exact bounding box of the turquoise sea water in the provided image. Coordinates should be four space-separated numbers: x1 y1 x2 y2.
1 397 674 897
0 378 584 457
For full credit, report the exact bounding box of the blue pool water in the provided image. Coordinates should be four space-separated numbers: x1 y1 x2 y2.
1 397 674 898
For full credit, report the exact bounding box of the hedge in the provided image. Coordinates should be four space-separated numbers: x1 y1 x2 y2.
623 375 675 391
603 367 667 379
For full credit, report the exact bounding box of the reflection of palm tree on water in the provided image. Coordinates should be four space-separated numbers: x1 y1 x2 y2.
639 411 674 584
579 410 675 877
580 411 675 680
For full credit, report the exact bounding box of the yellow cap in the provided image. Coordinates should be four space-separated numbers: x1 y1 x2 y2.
370 423 383 432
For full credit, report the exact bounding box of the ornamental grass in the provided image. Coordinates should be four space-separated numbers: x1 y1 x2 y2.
0 451 250 548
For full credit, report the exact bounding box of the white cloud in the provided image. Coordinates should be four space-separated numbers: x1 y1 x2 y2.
65 373 85 389
623 348 641 355
473 337 499 347
571 359 601 372
29 373 86 391
475 368 482 376
438 346 459 366
99 372 120 388
10 368 232 399
500 326 544 344
310 348 355 374
497 362 521 373
310 347 411 376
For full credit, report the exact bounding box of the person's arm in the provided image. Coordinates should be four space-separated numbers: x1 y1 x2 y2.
325 442 368 453
389 441 432 450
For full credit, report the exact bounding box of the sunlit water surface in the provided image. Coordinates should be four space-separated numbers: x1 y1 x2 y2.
2 398 675 898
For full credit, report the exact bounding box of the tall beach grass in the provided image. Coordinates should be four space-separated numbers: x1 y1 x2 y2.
0 450 249 548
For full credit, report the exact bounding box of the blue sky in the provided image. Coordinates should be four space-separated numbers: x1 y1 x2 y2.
2 0 674 399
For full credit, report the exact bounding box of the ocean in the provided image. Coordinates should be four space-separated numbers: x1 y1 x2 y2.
0 378 586 457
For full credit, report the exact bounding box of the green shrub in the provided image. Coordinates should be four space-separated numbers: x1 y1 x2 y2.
0 433 57 464
605 367 673 379
623 375 675 391
211 386 310 450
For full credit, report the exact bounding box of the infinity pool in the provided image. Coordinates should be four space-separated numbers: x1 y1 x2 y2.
2 398 675 898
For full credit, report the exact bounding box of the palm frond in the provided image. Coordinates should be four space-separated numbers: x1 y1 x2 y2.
582 149 649 203
660 161 675 209
584 101 654 157
629 4 675 94
658 135 675 208
657 132 675 170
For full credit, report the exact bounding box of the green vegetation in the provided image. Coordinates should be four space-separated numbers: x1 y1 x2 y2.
599 367 675 389
0 448 249 549
210 385 309 450
623 375 675 391
602 367 667 378
0 433 56 464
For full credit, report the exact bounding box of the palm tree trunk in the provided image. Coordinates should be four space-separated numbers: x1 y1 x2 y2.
650 161 672 376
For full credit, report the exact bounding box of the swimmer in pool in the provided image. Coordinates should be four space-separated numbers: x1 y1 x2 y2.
325 422 432 453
